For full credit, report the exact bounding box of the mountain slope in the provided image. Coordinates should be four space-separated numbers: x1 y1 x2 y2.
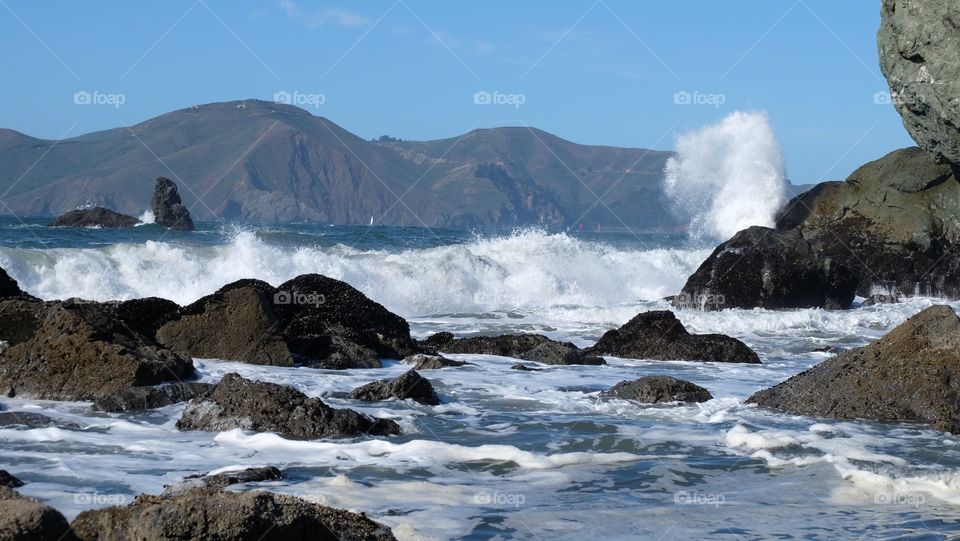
0 100 682 230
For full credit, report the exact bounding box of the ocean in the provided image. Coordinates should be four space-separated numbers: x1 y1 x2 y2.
1 216 959 540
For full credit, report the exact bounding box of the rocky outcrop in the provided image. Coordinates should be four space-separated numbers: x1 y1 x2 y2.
0 471 23 488
350 369 440 406
155 275 414 369
588 311 761 364
601 376 713 403
177 373 400 439
0 486 78 541
776 147 960 298
428 333 605 365
50 207 139 228
150 177 194 231
157 285 294 366
675 226 856 310
71 488 396 541
102 297 181 341
0 412 80 429
0 299 194 401
93 382 215 412
163 466 282 495
748 305 960 433
0 267 31 300
878 0 960 165
403 353 469 370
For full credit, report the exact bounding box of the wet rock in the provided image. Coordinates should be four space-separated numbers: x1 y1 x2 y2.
350 369 440 406
878 0 960 165
674 226 856 310
50 207 139 228
0 486 78 541
0 471 23 489
748 305 960 433
103 297 181 341
416 331 455 354
150 177 194 231
402 354 469 370
588 310 761 364
601 376 713 403
71 488 396 541
0 267 33 300
519 341 605 366
0 412 80 429
428 333 605 365
510 363 540 372
0 299 194 401
93 382 215 412
157 286 294 366
299 335 380 370
163 466 282 496
177 373 400 439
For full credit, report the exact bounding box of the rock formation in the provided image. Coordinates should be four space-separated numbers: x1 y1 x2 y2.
150 177 194 231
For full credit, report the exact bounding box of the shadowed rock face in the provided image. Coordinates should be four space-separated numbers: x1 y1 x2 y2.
150 177 194 231
0 267 31 300
50 207 139 228
93 382 215 413
177 373 401 439
675 226 856 310
0 486 79 541
350 369 441 406
427 333 605 365
587 311 761 364
70 488 397 541
0 299 194 401
748 305 960 434
879 0 960 165
601 376 713 404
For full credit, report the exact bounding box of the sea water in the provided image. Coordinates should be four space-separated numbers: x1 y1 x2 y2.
1 217 958 540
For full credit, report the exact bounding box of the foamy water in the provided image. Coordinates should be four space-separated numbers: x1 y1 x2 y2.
2 220 960 539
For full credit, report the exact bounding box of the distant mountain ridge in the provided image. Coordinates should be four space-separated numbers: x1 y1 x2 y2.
0 99 779 230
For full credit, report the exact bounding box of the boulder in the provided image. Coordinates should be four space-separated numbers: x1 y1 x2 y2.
403 354 469 370
428 333 605 365
748 305 960 433
49 207 139 228
93 382 215 412
177 373 400 439
0 471 23 489
157 286 294 366
674 226 856 310
0 486 78 541
510 363 540 372
588 311 761 364
0 267 32 300
878 0 960 165
0 412 79 429
71 488 396 541
102 297 181 341
150 177 194 231
601 376 713 403
776 147 960 298
350 369 440 406
0 299 194 401
163 466 282 496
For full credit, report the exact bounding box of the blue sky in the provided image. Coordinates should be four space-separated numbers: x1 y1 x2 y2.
0 0 913 183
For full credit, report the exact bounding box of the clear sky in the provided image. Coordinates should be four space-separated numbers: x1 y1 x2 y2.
0 0 914 184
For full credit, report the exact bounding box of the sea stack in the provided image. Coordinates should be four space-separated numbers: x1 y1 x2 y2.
150 177 194 231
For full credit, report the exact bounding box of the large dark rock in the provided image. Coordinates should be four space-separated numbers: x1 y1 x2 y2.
588 311 761 364
150 177 194 231
71 488 396 541
102 297 181 341
429 333 605 365
163 466 282 496
177 373 400 439
350 369 440 406
601 376 712 403
777 147 960 298
748 305 960 433
157 286 293 366
403 353 469 370
93 382 215 412
0 486 78 541
878 0 960 165
675 226 856 310
50 207 139 228
0 299 194 401
0 412 80 429
0 471 23 488
0 267 31 300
